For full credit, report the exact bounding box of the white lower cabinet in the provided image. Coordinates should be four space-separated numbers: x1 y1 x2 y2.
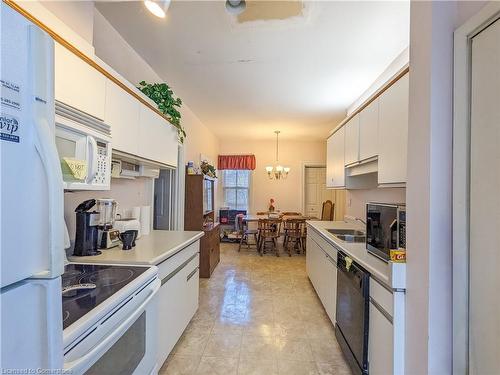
156 241 200 367
306 229 337 323
368 300 393 375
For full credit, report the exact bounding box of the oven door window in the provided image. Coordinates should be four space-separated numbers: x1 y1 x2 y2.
84 312 146 375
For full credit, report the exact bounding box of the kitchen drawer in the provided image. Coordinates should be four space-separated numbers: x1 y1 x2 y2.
369 278 393 318
308 226 337 259
157 241 199 280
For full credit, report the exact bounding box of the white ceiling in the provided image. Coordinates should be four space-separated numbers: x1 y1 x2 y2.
96 1 410 140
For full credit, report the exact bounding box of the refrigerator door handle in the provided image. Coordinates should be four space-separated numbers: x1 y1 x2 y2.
29 25 65 278
33 115 65 278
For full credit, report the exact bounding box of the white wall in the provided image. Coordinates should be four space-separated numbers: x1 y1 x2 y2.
64 178 153 242
345 188 406 218
405 1 487 374
219 139 326 214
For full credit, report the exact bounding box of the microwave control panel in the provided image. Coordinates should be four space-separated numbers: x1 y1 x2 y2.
92 141 110 186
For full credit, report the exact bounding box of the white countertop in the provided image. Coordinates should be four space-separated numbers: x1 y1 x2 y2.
306 220 405 290
69 230 204 266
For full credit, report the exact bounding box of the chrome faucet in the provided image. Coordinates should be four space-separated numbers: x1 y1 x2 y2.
355 217 366 225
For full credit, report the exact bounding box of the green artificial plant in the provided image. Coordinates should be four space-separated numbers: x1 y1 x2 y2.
137 81 187 143
200 161 217 179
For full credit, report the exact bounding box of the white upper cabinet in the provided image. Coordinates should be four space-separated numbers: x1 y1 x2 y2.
344 114 360 166
104 79 140 155
378 73 409 185
359 98 379 161
138 106 178 167
326 127 345 188
54 43 106 120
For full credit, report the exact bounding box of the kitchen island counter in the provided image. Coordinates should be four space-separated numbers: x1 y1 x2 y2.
69 230 204 266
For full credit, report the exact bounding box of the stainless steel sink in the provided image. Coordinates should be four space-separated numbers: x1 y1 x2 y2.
327 229 366 243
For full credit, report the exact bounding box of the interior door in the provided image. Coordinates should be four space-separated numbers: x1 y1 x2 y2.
304 167 333 218
469 18 500 374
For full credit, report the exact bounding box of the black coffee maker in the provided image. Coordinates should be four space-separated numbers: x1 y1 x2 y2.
73 199 101 256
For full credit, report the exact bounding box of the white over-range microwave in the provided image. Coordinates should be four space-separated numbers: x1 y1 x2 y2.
55 101 112 190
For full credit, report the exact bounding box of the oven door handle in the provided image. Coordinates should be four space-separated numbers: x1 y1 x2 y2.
64 278 160 373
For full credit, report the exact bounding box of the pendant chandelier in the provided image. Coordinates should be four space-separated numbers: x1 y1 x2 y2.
266 130 290 180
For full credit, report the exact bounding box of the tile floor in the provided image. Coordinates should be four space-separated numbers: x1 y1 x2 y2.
159 242 351 375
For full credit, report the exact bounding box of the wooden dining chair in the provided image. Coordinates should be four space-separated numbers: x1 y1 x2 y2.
321 200 335 221
237 215 259 252
257 218 282 256
283 219 306 256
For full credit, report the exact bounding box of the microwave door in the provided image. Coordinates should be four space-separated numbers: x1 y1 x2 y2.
389 219 398 249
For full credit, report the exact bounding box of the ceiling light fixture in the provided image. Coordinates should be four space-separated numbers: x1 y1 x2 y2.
225 0 246 15
266 131 290 180
144 0 171 18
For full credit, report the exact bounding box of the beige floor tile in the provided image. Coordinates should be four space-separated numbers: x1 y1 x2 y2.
315 361 352 375
160 355 201 375
243 319 276 337
238 357 278 375
240 334 277 360
309 337 344 364
275 337 314 361
212 321 246 336
277 359 319 375
174 331 210 356
195 356 238 375
273 320 310 340
203 334 242 358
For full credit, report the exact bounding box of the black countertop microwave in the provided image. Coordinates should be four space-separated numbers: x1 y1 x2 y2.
366 203 406 262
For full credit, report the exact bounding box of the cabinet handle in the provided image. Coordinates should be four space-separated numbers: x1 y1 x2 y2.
369 297 393 324
187 267 199 281
161 252 199 286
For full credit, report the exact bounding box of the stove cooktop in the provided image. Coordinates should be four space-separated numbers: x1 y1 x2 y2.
62 263 148 329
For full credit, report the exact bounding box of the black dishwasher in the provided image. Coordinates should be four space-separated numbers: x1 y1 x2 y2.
335 251 370 375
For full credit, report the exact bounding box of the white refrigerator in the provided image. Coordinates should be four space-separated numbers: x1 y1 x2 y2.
1 2 64 371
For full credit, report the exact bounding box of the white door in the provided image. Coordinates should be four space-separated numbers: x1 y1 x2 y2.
304 167 333 218
1 4 64 287
378 73 409 185
344 114 360 166
468 18 500 375
0 278 63 370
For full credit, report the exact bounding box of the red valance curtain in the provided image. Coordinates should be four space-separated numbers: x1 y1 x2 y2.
218 154 256 170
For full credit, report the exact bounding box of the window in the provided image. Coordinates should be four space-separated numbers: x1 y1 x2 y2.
222 170 250 211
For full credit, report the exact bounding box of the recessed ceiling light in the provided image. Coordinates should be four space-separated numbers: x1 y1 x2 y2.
144 0 170 18
225 0 246 15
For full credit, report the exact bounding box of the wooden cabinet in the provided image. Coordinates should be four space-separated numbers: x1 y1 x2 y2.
378 73 409 185
156 241 200 367
185 175 220 278
359 98 379 161
138 106 178 167
104 79 140 155
54 43 106 120
344 114 360 166
326 127 345 188
200 224 220 278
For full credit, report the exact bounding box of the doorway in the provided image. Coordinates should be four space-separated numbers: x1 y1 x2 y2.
303 166 345 220
453 7 500 374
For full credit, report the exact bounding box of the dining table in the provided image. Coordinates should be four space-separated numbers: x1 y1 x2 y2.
242 213 317 223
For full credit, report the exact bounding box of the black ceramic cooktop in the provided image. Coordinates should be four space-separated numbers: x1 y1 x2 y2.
62 263 148 330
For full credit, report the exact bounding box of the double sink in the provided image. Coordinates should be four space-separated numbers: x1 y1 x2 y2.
327 228 366 243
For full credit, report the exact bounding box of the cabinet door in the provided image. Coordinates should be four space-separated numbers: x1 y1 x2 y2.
324 256 337 323
368 301 394 375
306 236 321 295
331 127 346 188
104 79 140 155
359 98 379 161
54 43 106 120
378 74 409 185
344 114 360 166
138 106 178 166
326 136 335 188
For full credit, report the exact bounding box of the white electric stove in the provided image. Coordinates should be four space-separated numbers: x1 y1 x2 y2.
62 263 160 375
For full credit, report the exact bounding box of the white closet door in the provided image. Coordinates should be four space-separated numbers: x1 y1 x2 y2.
469 18 500 375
